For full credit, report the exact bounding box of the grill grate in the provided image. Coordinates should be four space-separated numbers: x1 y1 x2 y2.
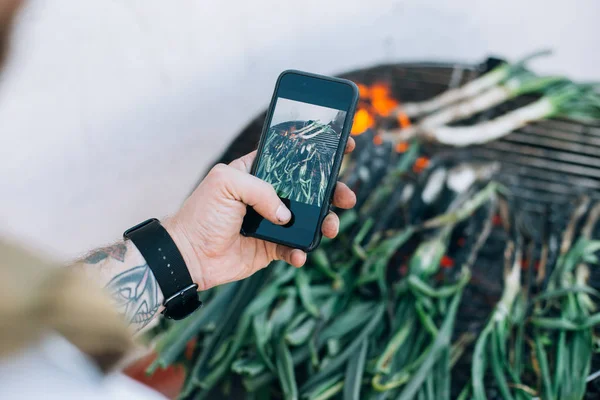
212 59 600 399
216 60 600 212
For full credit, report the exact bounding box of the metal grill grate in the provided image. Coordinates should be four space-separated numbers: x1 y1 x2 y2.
211 59 600 398
217 61 600 215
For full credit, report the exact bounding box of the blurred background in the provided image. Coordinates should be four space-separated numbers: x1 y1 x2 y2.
0 0 598 260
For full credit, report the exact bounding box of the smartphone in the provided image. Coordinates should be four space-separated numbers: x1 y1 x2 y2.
241 70 359 251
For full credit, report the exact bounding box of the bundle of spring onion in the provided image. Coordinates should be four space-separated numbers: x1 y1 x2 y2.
394 50 552 118
146 143 505 400
457 196 600 400
383 51 600 147
530 199 600 400
468 200 529 400
146 132 600 399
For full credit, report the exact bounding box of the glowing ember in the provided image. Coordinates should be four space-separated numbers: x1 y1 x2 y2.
373 134 383 145
413 156 430 173
492 214 502 226
521 259 540 271
395 141 410 153
397 111 411 129
440 255 454 268
398 264 408 275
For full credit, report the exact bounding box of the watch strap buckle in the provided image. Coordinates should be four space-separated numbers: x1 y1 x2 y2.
161 283 202 320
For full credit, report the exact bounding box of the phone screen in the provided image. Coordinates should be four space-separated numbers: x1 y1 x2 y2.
242 71 357 250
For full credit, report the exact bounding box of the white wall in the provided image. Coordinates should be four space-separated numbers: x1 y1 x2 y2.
1 0 598 260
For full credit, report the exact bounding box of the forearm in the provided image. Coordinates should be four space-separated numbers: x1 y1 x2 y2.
72 240 164 333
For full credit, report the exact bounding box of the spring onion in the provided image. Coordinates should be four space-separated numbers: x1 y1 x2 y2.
395 50 551 118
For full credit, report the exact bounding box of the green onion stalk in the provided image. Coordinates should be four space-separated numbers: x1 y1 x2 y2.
470 224 530 400
389 71 566 141
392 50 552 118
386 82 600 148
363 183 498 400
530 201 600 400
467 198 600 400
146 139 501 400
358 141 420 218
145 165 500 400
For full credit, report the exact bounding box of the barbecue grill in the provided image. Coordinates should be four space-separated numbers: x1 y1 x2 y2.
203 58 600 398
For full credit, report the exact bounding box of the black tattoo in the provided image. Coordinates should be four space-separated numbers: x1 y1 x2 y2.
105 264 160 330
84 243 127 264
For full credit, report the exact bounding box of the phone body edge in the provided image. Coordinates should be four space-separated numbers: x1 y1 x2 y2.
240 69 359 252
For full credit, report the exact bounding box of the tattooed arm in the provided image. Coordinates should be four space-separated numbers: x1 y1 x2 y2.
71 147 357 334
73 240 162 332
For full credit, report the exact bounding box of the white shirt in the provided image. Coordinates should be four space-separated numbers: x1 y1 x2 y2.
0 333 166 400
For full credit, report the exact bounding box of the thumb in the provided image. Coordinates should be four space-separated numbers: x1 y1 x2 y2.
214 164 292 225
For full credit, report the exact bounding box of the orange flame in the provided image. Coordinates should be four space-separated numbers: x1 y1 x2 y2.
350 81 411 139
351 108 375 135
357 83 370 99
369 83 398 117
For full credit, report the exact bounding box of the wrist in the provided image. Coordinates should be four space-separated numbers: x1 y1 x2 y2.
161 216 206 291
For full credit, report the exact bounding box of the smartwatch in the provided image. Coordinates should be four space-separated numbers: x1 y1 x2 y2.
123 218 202 320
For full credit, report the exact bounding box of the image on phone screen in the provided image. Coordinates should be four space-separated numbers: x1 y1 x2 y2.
256 98 346 208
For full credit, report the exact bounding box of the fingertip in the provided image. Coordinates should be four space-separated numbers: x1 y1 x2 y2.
321 212 339 239
345 137 356 154
290 250 307 267
332 181 357 209
275 203 292 224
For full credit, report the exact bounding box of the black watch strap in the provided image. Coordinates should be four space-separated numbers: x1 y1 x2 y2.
123 218 202 320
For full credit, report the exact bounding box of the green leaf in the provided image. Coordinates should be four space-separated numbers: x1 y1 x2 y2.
343 339 368 400
301 303 385 393
490 327 515 400
276 338 298 400
534 332 554 400
254 310 275 372
296 268 320 317
305 374 344 400
232 357 267 377
408 227 450 278
148 282 238 374
375 316 414 373
396 290 463 400
286 318 317 346
319 302 377 342
270 294 297 336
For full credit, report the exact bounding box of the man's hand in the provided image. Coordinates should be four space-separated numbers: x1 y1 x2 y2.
164 138 356 291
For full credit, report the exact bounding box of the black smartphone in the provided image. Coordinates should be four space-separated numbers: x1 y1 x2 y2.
241 70 359 251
